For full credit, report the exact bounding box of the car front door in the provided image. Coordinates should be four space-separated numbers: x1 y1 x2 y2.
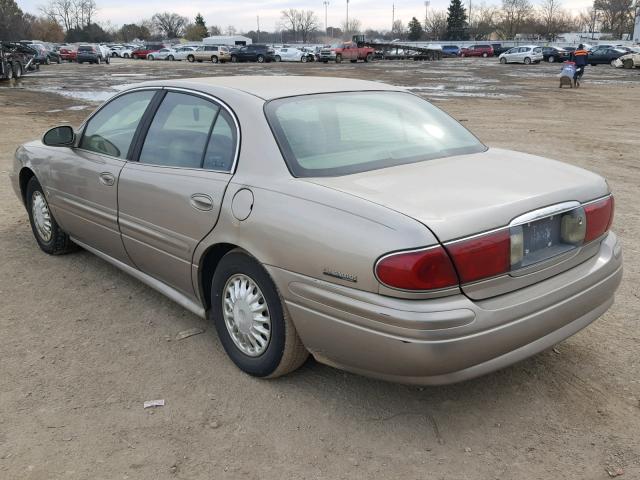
117 90 239 296
44 89 158 265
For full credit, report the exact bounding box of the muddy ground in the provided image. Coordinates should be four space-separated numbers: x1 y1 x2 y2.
0 58 639 480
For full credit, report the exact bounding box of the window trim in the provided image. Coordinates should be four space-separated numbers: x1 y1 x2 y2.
130 87 241 174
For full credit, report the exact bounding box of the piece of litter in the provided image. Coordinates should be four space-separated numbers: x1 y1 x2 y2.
606 466 624 477
553 347 561 354
143 399 165 409
175 328 205 340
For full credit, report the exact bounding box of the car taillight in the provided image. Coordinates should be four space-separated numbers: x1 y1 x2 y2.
375 246 459 291
584 196 614 243
446 230 510 283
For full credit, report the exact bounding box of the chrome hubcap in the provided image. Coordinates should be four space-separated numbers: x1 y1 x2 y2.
31 191 52 242
223 274 271 357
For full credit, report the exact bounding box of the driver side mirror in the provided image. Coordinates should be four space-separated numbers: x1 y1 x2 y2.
43 125 75 147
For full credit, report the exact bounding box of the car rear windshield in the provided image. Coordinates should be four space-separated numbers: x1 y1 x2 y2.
78 46 94 51
265 91 486 177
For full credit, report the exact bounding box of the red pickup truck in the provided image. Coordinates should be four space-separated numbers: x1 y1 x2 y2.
319 41 375 63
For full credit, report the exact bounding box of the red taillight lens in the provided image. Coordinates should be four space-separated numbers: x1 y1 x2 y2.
584 196 614 243
375 246 459 291
446 230 510 283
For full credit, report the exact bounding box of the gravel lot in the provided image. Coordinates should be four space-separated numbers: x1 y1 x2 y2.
1 58 639 480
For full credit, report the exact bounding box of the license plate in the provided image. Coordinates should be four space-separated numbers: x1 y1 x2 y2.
519 215 575 267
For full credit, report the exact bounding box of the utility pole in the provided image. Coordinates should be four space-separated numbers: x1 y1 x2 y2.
392 3 395 32
257 15 260 43
424 1 430 37
346 0 349 36
324 1 330 36
469 0 472 38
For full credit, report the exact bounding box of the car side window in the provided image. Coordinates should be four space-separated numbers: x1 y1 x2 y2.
139 92 220 169
203 109 237 171
80 90 156 158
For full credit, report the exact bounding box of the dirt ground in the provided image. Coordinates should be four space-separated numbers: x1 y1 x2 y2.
1 58 639 480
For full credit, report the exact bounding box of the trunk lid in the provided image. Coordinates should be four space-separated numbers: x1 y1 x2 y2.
307 148 609 298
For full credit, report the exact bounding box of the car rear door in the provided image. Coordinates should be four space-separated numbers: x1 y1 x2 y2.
44 89 158 265
117 89 239 296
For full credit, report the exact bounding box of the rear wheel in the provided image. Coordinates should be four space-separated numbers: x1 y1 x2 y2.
231 55 238 63
365 53 373 62
211 55 218 63
13 61 22 78
167 55 174 61
548 55 556 63
335 54 342 63
123 53 130 58
274 55 281 62
26 177 76 255
301 55 308 63
187 55 195 62
148 55 154 60
256 54 265 63
623 58 634 69
211 251 308 378
45 56 51 65
482 52 488 58
500 57 507 64
524 57 531 65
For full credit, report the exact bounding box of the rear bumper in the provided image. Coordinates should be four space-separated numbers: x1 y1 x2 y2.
267 232 622 385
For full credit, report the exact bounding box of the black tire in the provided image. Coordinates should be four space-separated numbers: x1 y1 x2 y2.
365 53 373 62
211 55 218 63
96 57 101 64
274 55 281 62
335 54 342 63
187 55 195 62
301 55 308 63
482 52 488 58
26 177 76 255
256 54 265 63
167 55 174 61
123 53 130 58
148 55 154 61
500 57 507 64
211 251 308 378
524 57 531 65
6 63 14 80
548 55 555 63
12 61 22 78
623 58 633 69
56 56 61 64
231 55 238 63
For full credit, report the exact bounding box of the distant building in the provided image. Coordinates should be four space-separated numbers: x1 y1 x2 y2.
203 35 252 46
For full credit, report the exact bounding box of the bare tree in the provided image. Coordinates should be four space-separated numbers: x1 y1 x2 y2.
499 0 533 38
594 0 635 38
470 4 499 39
425 10 449 40
341 18 362 36
280 8 300 41
225 25 236 36
539 0 563 39
577 7 600 32
40 0 74 31
390 19 405 39
152 12 188 38
209 25 221 35
298 10 320 42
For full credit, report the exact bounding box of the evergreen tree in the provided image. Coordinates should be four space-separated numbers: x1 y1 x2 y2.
446 0 469 40
195 13 206 28
407 17 424 41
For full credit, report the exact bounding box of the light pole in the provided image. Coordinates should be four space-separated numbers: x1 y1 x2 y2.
256 15 260 43
324 1 330 36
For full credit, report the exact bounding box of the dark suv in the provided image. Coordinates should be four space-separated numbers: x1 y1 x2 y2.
230 44 276 63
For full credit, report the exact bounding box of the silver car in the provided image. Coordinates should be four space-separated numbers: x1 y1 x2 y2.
499 45 544 64
9 77 622 385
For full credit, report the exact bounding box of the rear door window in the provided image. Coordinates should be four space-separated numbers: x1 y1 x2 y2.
203 110 237 171
80 90 156 158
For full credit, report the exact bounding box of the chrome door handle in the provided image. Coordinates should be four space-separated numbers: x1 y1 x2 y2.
98 172 115 186
190 194 214 211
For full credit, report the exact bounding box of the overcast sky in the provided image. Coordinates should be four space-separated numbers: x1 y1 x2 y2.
17 0 592 32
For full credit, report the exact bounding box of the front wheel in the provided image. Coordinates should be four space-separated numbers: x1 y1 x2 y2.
256 55 265 63
167 55 174 61
211 251 308 378
26 177 76 255
231 55 238 63
13 61 22 78
274 55 281 62
45 56 51 65
335 54 342 63
548 55 555 63
365 53 373 62
148 55 154 60
610 59 617 67
500 57 507 64
211 55 218 63
482 52 488 58
187 55 195 62
96 57 101 64
524 57 531 65
301 55 308 63
123 53 130 58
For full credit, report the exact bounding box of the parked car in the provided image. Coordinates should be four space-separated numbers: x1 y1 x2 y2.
441 45 460 57
132 44 165 59
230 44 276 63
588 47 629 66
274 47 310 62
187 45 232 63
319 41 375 63
459 44 494 57
173 46 197 61
10 76 621 385
613 52 640 69
30 43 61 64
76 44 106 64
148 48 177 61
299 46 318 61
499 45 543 64
542 46 570 63
490 43 510 56
117 46 135 58
58 45 77 62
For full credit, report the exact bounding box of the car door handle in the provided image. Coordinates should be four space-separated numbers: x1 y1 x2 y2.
98 172 115 186
190 194 214 211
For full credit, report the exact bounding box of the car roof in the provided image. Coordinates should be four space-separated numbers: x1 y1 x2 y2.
138 76 401 100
